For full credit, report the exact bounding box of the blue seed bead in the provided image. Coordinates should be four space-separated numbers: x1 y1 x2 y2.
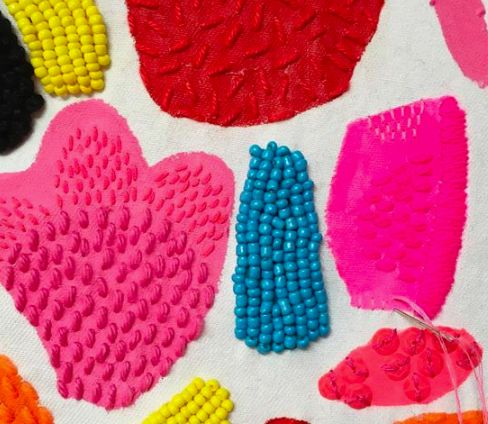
272 343 285 353
303 190 313 201
260 213 273 224
291 150 304 161
246 220 258 231
297 216 308 227
236 233 246 243
235 328 246 340
297 171 308 183
292 205 305 216
236 318 247 329
270 168 282 181
267 141 278 151
260 236 272 247
259 159 273 171
248 288 261 298
297 259 308 269
294 159 307 172
246 232 259 243
240 191 252 203
245 337 258 348
284 261 297 272
304 201 315 212
250 157 261 169
233 283 246 295
284 231 297 241
236 244 247 256
297 337 310 349
283 241 295 252
298 269 310 279
273 330 285 343
237 213 247 223
312 280 324 291
247 170 258 180
308 319 319 331
309 329 320 341
261 313 272 324
258 343 272 354
264 204 277 216
296 315 307 325
276 288 288 299
248 317 260 328
247 306 259 317
248 327 260 337
290 194 302 205
316 292 328 304
303 180 314 190
305 297 317 308
278 299 292 315
311 271 322 281
262 149 274 161
284 336 297 349
259 333 272 344
283 167 296 179
235 296 247 307
261 301 273 314
266 180 279 191
278 208 291 219
248 255 259 266
286 217 297 229
235 307 246 318
252 189 264 200
254 179 266 189
248 297 261 306
262 290 274 302
296 248 307 259
289 291 302 305
262 280 274 291
250 144 262 157
272 250 284 263
272 318 284 330
318 303 328 313
283 155 293 167
261 259 273 270
319 313 329 325
271 216 285 229
245 279 259 289
284 251 296 261
258 223 272 235
300 288 313 299
288 281 299 292
297 325 308 337
239 204 250 216
232 274 244 285
283 314 295 325
319 325 330 336
274 263 285 276
286 272 298 281
277 145 290 156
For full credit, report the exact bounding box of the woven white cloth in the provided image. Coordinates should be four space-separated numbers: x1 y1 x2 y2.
1 1 488 423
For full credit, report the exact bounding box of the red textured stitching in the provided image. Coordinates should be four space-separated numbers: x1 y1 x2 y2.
127 0 385 126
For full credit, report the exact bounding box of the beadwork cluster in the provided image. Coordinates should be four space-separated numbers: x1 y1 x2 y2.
233 142 329 354
5 0 110 96
142 378 234 424
0 11 44 153
0 354 53 424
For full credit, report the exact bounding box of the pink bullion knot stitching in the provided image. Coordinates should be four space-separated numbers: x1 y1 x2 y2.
0 99 235 409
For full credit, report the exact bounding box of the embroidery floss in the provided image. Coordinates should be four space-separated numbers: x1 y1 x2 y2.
233 142 329 354
0 11 44 153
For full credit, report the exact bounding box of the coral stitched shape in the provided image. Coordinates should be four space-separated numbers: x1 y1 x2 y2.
0 11 44 153
395 410 483 424
318 327 482 409
0 354 54 424
326 96 468 319
266 419 310 424
5 0 110 96
0 100 235 409
142 377 234 424
233 142 329 354
127 0 385 126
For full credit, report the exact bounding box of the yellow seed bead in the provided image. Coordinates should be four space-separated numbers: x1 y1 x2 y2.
69 49 82 60
38 29 52 41
168 402 180 415
215 388 230 399
96 55 109 67
210 396 221 408
81 44 94 53
171 394 185 409
45 84 55 94
36 22 49 32
41 39 54 50
24 4 37 15
73 11 86 21
209 416 221 424
180 405 191 418
74 66 87 76
77 24 91 36
167 418 177 424
57 54 71 66
43 50 56 60
31 57 44 68
41 75 51 85
194 378 205 390
221 420 230 424
84 52 97 63
59 8 70 18
67 33 79 43
207 380 220 391
54 36 67 46
80 34 92 45
63 73 77 84
80 84 92 94
52 26 65 37
88 14 103 25
188 417 200 424
94 44 107 56
35 67 48 78
92 24 105 35
68 41 81 50
51 74 64 86
54 85 68 96
48 15 61 28
77 75 90 86
43 8 56 20
194 394 206 406
29 40 43 52
221 399 234 412
93 33 107 45
31 11 45 24
175 414 186 424
182 389 193 403
197 410 209 421
214 407 228 419
61 64 74 73
85 5 98 16
159 405 171 418
55 45 69 56
65 25 77 35
201 387 213 399
61 15 74 26
44 59 58 69
23 24 37 36
7 3 20 14
187 401 199 414
38 1 50 11
203 402 215 414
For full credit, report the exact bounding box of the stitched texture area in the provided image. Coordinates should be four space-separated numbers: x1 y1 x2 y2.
233 142 329 354
265 418 310 424
0 100 234 409
5 0 110 96
0 354 53 424
0 11 44 154
326 97 468 319
395 411 483 424
318 327 482 409
142 377 234 424
127 0 385 126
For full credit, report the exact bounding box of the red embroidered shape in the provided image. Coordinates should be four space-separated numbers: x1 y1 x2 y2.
127 0 385 126
266 419 310 424
0 100 235 409
318 327 482 409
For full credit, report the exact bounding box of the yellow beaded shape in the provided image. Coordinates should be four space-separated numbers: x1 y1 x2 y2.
5 0 110 96
142 378 234 424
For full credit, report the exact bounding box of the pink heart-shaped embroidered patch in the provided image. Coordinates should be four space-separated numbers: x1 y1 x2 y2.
318 327 482 409
0 100 235 409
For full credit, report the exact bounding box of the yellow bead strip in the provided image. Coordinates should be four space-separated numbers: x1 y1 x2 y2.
5 0 110 96
143 377 234 424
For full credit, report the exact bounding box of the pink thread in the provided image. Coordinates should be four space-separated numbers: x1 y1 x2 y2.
0 100 235 409
326 96 468 319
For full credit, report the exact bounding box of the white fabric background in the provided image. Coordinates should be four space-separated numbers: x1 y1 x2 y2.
0 1 488 423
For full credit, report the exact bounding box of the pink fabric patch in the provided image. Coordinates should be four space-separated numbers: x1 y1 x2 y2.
326 96 468 319
431 0 488 88
0 100 235 409
318 327 482 409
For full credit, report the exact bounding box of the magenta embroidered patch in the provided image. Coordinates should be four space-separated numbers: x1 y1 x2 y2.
326 96 468 319
318 327 482 409
0 100 235 409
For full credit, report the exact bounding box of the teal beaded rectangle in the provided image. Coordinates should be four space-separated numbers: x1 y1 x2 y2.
233 142 330 354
